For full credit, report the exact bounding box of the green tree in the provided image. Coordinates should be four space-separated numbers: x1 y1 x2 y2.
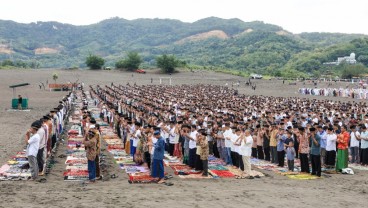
115 52 142 71
29 61 40 69
358 55 368 66
52 73 58 83
1 59 14 66
86 54 105 69
156 54 180 74
340 64 368 79
311 70 321 78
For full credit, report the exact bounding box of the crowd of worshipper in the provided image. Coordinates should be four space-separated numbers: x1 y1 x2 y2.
84 83 368 180
24 93 73 181
299 87 368 100
75 91 104 183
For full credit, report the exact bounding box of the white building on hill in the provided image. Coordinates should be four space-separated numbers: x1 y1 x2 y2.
323 53 357 66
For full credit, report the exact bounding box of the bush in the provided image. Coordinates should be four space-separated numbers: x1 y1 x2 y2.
86 54 105 70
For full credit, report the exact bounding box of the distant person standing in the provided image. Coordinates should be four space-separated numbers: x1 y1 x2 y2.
18 95 23 110
25 121 41 180
83 129 98 183
151 131 165 184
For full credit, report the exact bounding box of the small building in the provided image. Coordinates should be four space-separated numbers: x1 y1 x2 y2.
323 53 357 66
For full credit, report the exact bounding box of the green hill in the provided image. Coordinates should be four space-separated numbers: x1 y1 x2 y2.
0 17 367 77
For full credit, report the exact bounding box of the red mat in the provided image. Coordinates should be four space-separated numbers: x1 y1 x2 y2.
210 170 235 178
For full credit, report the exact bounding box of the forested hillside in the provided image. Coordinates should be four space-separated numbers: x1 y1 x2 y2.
0 17 367 77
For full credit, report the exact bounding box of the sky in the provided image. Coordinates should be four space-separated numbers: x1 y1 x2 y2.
1 0 367 34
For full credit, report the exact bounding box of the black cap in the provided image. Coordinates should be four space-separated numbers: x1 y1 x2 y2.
135 122 142 126
31 120 42 129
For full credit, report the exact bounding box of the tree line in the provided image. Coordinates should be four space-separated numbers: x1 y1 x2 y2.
0 59 40 69
86 52 185 73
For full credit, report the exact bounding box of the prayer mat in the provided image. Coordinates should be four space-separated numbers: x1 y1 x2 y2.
209 165 228 171
249 170 265 177
170 165 192 175
279 171 299 176
66 165 88 170
286 174 320 180
65 159 87 165
164 161 185 166
126 166 140 174
178 174 213 179
209 170 235 178
128 172 168 183
98 122 109 126
63 170 89 176
323 170 338 174
227 166 244 176
64 176 89 181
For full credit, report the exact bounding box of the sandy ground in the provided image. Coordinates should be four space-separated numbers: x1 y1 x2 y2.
0 69 367 208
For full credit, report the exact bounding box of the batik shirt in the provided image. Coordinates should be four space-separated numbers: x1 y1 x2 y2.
298 133 310 154
83 135 97 161
200 138 209 160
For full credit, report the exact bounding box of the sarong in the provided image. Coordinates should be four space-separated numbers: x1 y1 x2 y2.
173 143 182 158
151 159 164 178
336 149 348 171
125 140 130 155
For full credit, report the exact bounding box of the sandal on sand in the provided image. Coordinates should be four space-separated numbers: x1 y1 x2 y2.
37 178 47 183
110 174 118 179
254 175 261 178
164 175 173 180
235 175 241 179
246 176 255 179
164 182 174 186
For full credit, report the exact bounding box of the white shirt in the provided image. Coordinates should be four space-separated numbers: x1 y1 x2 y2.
301 121 308 127
168 127 177 144
287 121 293 127
350 131 360 147
361 131 368 149
37 127 46 149
189 130 197 149
312 117 319 124
132 129 141 147
326 133 337 151
161 125 169 139
223 129 233 148
231 134 239 152
239 135 253 156
26 133 40 157
151 136 158 155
